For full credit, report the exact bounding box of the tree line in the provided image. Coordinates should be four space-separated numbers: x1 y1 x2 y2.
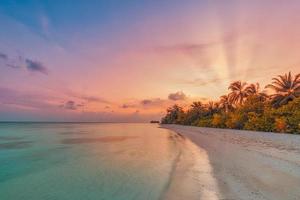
161 72 300 134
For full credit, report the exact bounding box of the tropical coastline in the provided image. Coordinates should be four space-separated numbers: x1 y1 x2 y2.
162 124 300 200
162 72 300 134
1 1 300 200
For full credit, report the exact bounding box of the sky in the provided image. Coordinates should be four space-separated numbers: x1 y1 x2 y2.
0 0 300 122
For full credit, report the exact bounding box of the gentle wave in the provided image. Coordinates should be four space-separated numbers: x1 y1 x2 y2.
0 123 220 200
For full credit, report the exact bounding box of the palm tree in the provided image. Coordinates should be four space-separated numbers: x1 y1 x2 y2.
206 101 215 115
228 81 248 105
246 83 269 101
163 104 184 124
184 101 205 125
214 102 220 111
266 71 300 107
191 101 203 109
219 95 232 113
246 83 260 95
189 101 206 117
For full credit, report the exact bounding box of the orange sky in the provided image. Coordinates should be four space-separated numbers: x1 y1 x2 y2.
0 0 300 121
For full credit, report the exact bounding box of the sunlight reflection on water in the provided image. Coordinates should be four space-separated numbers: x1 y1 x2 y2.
0 123 220 200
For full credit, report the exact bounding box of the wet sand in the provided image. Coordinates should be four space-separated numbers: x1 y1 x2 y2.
162 125 300 200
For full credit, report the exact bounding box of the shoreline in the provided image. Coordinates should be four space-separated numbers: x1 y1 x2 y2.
160 130 221 200
161 124 300 200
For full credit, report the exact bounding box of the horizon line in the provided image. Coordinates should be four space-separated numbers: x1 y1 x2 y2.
0 121 155 124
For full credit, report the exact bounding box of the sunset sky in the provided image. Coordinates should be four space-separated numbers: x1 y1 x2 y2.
0 0 300 122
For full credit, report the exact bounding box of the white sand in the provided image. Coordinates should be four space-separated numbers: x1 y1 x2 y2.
162 125 300 200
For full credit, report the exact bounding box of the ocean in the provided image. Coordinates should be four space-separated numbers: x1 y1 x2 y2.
0 123 219 200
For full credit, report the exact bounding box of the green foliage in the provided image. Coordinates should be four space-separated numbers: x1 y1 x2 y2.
161 72 300 134
274 117 288 133
272 98 300 133
266 72 300 107
244 112 274 132
225 112 247 129
183 102 205 125
211 113 226 128
161 104 184 124
197 118 212 127
240 95 265 114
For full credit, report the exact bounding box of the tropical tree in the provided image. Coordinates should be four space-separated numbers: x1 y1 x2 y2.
161 104 184 124
228 81 248 105
266 72 300 107
184 101 205 125
219 94 232 113
191 101 203 109
246 83 269 101
246 83 260 95
161 71 300 134
206 101 219 115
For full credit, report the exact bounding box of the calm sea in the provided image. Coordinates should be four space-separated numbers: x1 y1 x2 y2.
0 123 219 200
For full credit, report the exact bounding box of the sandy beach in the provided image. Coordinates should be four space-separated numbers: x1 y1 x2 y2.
162 125 300 200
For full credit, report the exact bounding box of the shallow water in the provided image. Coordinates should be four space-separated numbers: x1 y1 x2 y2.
0 123 219 200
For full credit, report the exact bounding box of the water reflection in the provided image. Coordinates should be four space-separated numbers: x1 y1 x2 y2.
58 131 89 135
0 141 32 150
0 136 24 141
61 136 138 144
0 123 220 200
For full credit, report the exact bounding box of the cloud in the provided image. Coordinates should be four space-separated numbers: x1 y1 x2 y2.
81 95 110 104
121 103 136 109
61 89 111 104
60 101 84 110
0 51 48 75
0 52 8 60
0 52 20 68
25 59 48 75
141 99 152 105
168 91 186 101
140 98 165 106
6 64 20 69
154 33 237 55
0 87 55 110
64 101 76 110
121 98 166 110
156 42 217 54
121 95 191 111
164 32 237 53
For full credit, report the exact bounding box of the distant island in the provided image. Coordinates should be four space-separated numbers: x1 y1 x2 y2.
150 120 160 123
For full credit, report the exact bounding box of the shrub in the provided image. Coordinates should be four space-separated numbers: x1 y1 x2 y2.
162 87 300 134
191 119 199 126
287 110 300 133
197 118 212 127
241 95 265 114
244 112 263 131
244 110 275 132
212 113 226 128
274 117 288 133
225 112 246 129
272 98 300 133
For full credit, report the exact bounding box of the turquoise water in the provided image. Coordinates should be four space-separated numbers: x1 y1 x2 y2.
0 123 218 200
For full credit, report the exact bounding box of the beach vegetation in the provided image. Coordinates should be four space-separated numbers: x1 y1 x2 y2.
162 72 300 134
266 72 300 107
